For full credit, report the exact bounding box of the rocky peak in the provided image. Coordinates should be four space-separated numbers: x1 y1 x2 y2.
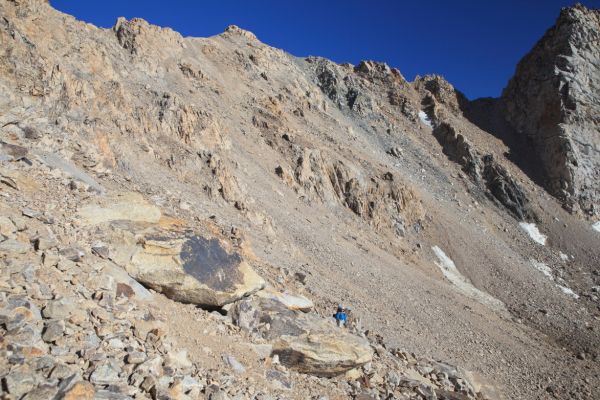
354 60 406 84
413 74 469 116
222 24 257 41
500 4 600 216
113 16 184 54
558 3 600 33
355 60 386 76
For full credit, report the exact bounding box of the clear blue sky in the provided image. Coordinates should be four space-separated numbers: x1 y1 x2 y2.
50 0 599 99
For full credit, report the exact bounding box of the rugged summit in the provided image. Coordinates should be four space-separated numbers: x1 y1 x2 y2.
501 4 600 215
0 1 599 399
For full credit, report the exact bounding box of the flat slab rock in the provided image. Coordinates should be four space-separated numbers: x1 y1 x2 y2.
232 297 372 376
255 288 313 312
123 234 264 307
76 192 161 225
100 261 154 302
35 151 105 194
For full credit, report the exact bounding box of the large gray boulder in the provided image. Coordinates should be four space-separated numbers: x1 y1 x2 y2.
231 297 372 376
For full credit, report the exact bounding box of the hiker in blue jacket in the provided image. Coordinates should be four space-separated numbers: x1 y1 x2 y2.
334 305 347 328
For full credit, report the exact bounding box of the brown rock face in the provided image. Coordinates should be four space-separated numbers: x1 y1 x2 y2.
501 4 600 215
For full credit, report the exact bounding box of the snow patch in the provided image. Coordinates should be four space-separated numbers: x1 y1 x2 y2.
519 222 547 245
592 221 600 233
529 259 578 300
432 246 505 312
559 252 569 262
530 260 553 279
557 285 579 299
418 111 433 128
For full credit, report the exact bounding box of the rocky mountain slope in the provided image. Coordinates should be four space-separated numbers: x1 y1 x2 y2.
0 1 599 399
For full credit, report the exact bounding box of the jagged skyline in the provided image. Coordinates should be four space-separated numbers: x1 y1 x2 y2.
50 0 597 99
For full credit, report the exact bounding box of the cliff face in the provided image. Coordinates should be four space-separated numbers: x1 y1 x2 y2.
501 4 600 215
0 1 599 399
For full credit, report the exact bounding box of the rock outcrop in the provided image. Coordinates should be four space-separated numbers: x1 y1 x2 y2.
416 76 536 221
281 147 425 235
432 121 534 220
501 4 600 215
